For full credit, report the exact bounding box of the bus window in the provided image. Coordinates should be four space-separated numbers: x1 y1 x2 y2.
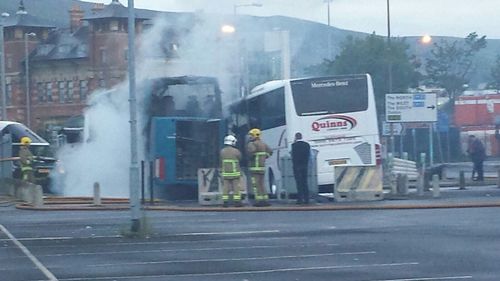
291 76 368 116
247 86 285 130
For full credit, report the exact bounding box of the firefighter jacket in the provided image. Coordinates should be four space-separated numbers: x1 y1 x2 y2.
220 145 242 180
19 146 34 172
247 139 272 174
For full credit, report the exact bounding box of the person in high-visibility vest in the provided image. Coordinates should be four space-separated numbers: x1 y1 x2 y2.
246 128 272 207
220 135 243 207
19 137 34 183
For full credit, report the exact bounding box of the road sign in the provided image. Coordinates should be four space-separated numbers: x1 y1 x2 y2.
382 122 404 136
385 93 437 123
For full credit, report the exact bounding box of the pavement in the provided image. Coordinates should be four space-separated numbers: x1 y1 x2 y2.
5 180 500 212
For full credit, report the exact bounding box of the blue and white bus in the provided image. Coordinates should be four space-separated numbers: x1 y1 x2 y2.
228 74 381 193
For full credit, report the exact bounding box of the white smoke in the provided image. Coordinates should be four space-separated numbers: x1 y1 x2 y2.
51 12 239 197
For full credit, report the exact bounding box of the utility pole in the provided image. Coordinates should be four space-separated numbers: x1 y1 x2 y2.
0 13 9 120
127 0 141 233
386 0 395 156
24 32 36 127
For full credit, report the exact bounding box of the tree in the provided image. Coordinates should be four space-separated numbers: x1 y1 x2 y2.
306 33 419 117
490 55 500 92
425 32 487 100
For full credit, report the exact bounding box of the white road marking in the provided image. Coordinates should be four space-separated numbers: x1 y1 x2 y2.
0 230 278 242
0 236 306 249
369 276 473 281
167 230 280 236
0 224 58 281
56 262 419 280
88 251 376 267
43 244 324 257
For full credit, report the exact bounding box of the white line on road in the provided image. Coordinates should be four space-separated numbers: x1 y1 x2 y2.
0 236 306 250
369 276 473 281
56 262 419 280
42 244 316 257
167 230 280 236
0 235 121 242
88 251 376 267
0 230 278 242
0 224 58 281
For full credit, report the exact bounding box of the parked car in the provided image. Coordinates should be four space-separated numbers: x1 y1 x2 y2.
0 121 56 192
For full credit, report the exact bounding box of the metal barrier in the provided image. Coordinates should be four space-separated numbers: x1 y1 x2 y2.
278 150 318 201
0 178 44 207
389 157 419 181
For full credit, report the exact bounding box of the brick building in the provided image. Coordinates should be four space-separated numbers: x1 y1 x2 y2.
1 0 147 137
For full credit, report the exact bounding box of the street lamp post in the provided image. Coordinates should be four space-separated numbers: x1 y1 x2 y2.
233 2 262 15
127 0 142 233
220 24 243 98
324 0 333 26
24 32 36 127
386 0 395 156
0 12 10 120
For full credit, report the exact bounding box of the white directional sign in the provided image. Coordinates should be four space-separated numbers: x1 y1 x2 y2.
382 122 404 136
385 93 437 123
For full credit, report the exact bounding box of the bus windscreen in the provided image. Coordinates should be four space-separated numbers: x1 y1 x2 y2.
291 76 368 116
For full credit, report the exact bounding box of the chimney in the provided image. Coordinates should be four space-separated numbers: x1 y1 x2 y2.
69 4 84 32
92 3 105 14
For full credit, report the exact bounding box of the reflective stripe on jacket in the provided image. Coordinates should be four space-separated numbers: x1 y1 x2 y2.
247 139 272 174
220 146 242 179
19 146 34 171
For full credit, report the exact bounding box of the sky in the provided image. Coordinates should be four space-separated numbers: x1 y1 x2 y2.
83 0 500 39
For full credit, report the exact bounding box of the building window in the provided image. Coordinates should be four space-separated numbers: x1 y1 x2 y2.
59 81 66 103
46 82 53 102
110 20 119 31
6 84 12 106
99 79 106 88
37 82 45 103
79 80 88 102
67 81 74 103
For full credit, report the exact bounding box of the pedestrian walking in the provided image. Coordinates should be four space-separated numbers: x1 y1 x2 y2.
467 135 486 181
19 137 34 183
291 132 311 204
247 128 272 207
220 135 243 207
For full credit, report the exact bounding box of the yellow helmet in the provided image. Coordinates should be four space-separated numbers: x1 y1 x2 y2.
248 128 261 138
21 136 32 146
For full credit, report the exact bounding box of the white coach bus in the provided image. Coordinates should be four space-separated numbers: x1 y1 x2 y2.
228 74 381 192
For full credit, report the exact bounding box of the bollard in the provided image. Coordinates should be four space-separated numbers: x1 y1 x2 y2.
93 182 102 206
423 170 431 191
397 174 409 195
432 174 440 198
459 171 466 190
32 185 44 207
417 173 425 196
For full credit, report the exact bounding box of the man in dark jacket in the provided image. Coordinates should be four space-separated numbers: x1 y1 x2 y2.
291 132 311 204
467 135 486 181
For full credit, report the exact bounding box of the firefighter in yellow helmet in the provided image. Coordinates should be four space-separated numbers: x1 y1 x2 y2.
220 135 243 207
19 137 34 183
246 128 273 207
